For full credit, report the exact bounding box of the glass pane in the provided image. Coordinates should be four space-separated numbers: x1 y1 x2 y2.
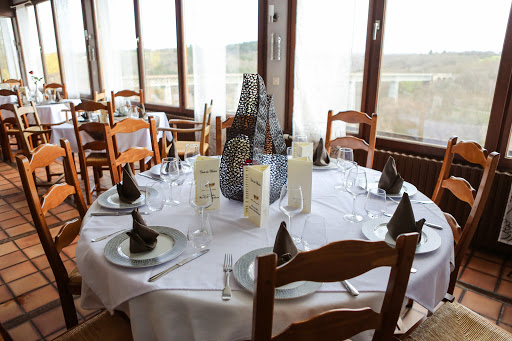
0 18 21 80
377 0 511 146
95 0 139 93
184 0 258 113
17 5 44 90
37 2 61 84
140 0 179 106
292 0 369 141
54 0 91 97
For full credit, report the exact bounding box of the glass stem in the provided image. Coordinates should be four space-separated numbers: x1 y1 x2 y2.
288 215 292 235
351 195 357 216
169 181 174 201
200 208 204 230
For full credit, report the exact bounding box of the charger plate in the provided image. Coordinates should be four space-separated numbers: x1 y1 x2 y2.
104 225 187 268
97 186 156 209
367 181 418 198
234 247 322 299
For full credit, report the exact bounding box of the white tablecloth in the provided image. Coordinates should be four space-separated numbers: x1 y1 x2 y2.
50 112 172 153
77 168 454 340
0 95 17 105
0 99 81 125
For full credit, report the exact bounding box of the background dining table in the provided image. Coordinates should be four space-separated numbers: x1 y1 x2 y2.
76 165 454 341
0 99 82 125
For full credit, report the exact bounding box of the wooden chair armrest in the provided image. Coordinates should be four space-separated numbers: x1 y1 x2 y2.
168 119 203 125
25 129 52 135
158 127 202 133
44 121 70 127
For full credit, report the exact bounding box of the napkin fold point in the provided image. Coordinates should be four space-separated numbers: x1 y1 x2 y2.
116 164 141 203
273 221 299 266
313 138 330 166
378 156 404 194
126 208 159 253
387 193 425 243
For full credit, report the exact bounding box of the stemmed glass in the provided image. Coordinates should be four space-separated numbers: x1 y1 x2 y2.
189 179 213 229
145 181 166 212
185 144 200 169
187 213 213 249
344 166 368 223
364 188 386 219
301 215 327 251
279 183 304 244
160 157 181 206
335 147 355 190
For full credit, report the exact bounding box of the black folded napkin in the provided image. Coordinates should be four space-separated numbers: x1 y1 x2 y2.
126 208 159 253
168 139 179 160
313 138 330 166
56 92 62 102
138 104 147 119
378 156 404 194
387 193 425 243
273 222 299 266
116 164 141 203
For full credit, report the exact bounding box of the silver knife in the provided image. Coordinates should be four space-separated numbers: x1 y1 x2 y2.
342 280 359 296
148 249 210 282
383 213 443 230
91 212 149 216
138 173 166 183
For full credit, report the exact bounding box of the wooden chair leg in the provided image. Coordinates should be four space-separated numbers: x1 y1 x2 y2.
82 166 93 206
57 286 78 329
92 167 101 194
45 165 52 183
447 267 458 295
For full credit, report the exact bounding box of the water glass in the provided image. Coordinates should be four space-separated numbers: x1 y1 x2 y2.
287 146 293 159
294 135 307 143
302 215 327 251
185 144 200 168
187 213 213 249
335 148 355 190
160 157 180 206
344 166 368 223
365 188 386 219
145 181 166 212
279 183 304 244
189 179 213 229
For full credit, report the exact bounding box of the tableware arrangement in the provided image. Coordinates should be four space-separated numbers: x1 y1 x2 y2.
145 182 166 211
104 225 187 267
97 186 156 209
91 229 128 242
367 181 418 198
234 247 322 299
148 248 210 282
189 179 213 227
187 213 214 249
301 215 327 251
344 166 368 223
279 183 304 244
222 254 233 300
365 188 386 218
139 173 166 183
335 148 355 190
383 213 443 229
160 157 181 206
361 217 441 253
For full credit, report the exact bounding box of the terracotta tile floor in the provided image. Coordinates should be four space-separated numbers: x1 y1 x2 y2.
0 153 511 339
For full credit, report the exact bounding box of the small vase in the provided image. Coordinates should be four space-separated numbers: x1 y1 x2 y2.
35 88 44 104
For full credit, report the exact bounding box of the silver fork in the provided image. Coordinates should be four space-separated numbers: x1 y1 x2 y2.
222 254 233 301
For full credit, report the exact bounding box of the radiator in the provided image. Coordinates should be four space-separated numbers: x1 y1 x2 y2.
371 149 512 254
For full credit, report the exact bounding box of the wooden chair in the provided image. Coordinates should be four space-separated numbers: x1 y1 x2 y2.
215 116 234 155
325 110 378 168
106 117 161 184
252 233 418 340
0 89 22 105
159 100 212 157
432 136 499 295
93 90 107 103
111 89 144 112
71 101 114 205
43 83 68 99
2 78 23 88
16 139 88 329
0 103 23 162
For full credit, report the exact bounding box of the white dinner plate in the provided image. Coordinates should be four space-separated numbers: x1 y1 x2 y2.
234 247 322 299
97 186 155 209
104 225 187 268
362 217 441 254
367 181 418 198
313 162 338 171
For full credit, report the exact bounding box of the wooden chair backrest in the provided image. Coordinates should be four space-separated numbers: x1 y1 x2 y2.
0 103 19 131
325 110 378 168
71 100 114 126
0 89 22 106
215 116 234 155
111 89 144 112
15 139 87 328
93 90 106 102
43 83 68 99
109 117 161 183
252 233 418 340
3 79 22 88
200 100 213 155
12 103 50 157
432 136 499 270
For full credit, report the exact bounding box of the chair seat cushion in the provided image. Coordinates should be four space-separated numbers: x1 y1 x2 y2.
68 266 82 295
86 152 108 165
175 141 208 156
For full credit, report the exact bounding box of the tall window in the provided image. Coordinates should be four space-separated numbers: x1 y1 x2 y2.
16 5 44 89
0 18 21 80
36 1 61 83
53 0 91 97
139 0 179 106
95 0 139 93
377 0 510 146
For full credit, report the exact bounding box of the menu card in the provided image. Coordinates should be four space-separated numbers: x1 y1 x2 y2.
243 165 270 227
288 156 313 213
194 156 220 210
292 142 314 160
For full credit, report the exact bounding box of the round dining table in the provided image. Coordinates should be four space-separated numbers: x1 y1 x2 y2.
77 165 454 341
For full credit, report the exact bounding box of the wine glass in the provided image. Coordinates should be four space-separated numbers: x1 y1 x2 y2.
187 213 213 249
279 183 304 244
344 166 368 223
189 179 213 228
301 215 327 251
185 144 200 168
364 188 386 219
145 181 166 212
335 148 355 190
160 157 180 206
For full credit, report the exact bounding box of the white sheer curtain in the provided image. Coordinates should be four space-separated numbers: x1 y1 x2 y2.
54 0 91 98
0 19 21 80
16 6 44 91
184 0 227 153
293 0 368 143
95 0 139 97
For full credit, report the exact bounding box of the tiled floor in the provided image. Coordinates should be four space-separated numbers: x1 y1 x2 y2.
0 152 511 339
